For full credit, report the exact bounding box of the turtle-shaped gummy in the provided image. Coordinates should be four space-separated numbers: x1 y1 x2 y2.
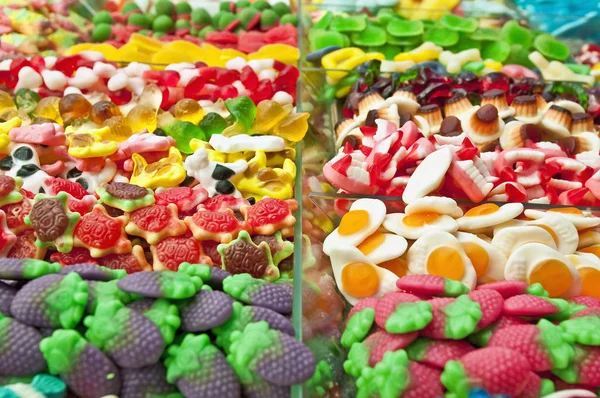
2 197 32 233
252 232 293 267
0 176 22 207
200 195 251 212
24 193 80 253
98 246 152 274
154 185 207 213
126 203 186 245
50 247 97 266
218 231 279 280
185 208 248 243
74 205 131 258
8 230 45 259
241 198 297 235
97 182 154 212
151 235 211 271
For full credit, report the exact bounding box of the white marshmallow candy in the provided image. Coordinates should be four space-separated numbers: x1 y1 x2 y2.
15 67 43 90
68 67 99 90
41 70 68 91
93 62 117 79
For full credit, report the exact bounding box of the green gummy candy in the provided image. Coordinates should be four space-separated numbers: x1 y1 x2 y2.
40 330 88 375
481 41 511 62
385 301 432 334
153 15 174 32
468 326 493 347
93 10 113 25
260 9 278 29
537 319 574 369
175 2 192 15
154 0 174 16
237 0 251 8
534 34 570 61
561 314 600 346
165 333 216 383
175 19 191 29
502 20 533 50
159 271 203 299
541 379 555 396
387 33 422 47
443 295 482 339
471 27 501 41
199 112 228 138
406 337 431 361
280 13 298 27
443 279 470 297
46 272 88 329
344 342 369 378
566 63 591 75
331 15 367 33
251 0 271 10
92 24 112 42
83 300 128 350
128 13 150 28
310 29 346 52
341 308 375 348
423 27 459 47
526 283 549 297
314 11 333 30
22 259 61 279
227 321 279 384
223 96 257 136
162 120 205 154
376 8 396 25
440 14 477 33
271 2 290 17
218 12 237 31
178 262 212 281
306 360 333 397
463 61 485 73
219 2 231 11
199 26 215 39
191 8 212 26
356 350 410 398
122 2 140 14
238 7 259 28
351 25 387 47
380 44 402 60
450 35 481 53
441 360 470 397
142 299 181 345
386 19 424 38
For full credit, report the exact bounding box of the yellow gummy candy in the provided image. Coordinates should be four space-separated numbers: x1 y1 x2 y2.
233 151 296 200
129 33 164 54
0 135 10 154
130 147 186 189
63 43 95 56
484 60 503 72
251 101 293 134
68 133 118 158
273 112 309 143
163 40 206 61
0 117 22 135
189 138 211 153
89 44 120 62
249 44 300 65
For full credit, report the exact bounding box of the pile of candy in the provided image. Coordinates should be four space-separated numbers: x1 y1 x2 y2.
91 0 297 53
0 0 90 57
322 197 600 396
0 260 316 397
307 11 572 70
0 53 299 104
324 99 600 205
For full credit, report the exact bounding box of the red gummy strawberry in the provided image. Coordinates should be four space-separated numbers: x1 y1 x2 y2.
467 289 504 329
374 292 433 334
355 350 443 398
364 330 418 366
488 319 574 372
441 347 531 397
553 345 600 387
476 281 548 299
341 298 378 349
570 307 600 319
571 296 600 308
44 177 88 199
517 372 555 398
406 338 475 369
396 275 470 298
421 295 482 340
469 314 530 347
504 294 569 317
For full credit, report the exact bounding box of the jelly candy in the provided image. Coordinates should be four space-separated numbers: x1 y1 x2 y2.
7 230 47 260
24 192 80 253
162 120 206 154
68 131 119 159
240 198 297 236
184 148 248 197
73 204 132 258
0 315 46 377
127 104 158 134
154 185 208 214
0 211 16 257
185 208 250 244
14 89 41 115
130 147 186 189
96 182 155 212
151 235 212 271
251 100 292 135
97 245 152 274
172 98 204 124
126 203 187 245
33 97 63 125
222 96 257 137
179 289 234 332
233 152 295 200
58 94 91 125
59 263 125 282
0 176 23 207
126 298 181 345
199 112 228 139
117 270 202 299
90 100 122 125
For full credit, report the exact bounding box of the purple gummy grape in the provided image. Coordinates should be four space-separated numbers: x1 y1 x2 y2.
117 272 163 298
255 333 316 386
0 318 45 376
59 263 118 281
121 363 179 398
108 309 164 368
205 267 232 289
175 348 240 398
0 258 30 280
62 344 121 398
126 298 155 313
180 290 233 332
247 306 294 336
250 284 293 315
243 380 290 398
0 281 17 315
11 274 64 328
